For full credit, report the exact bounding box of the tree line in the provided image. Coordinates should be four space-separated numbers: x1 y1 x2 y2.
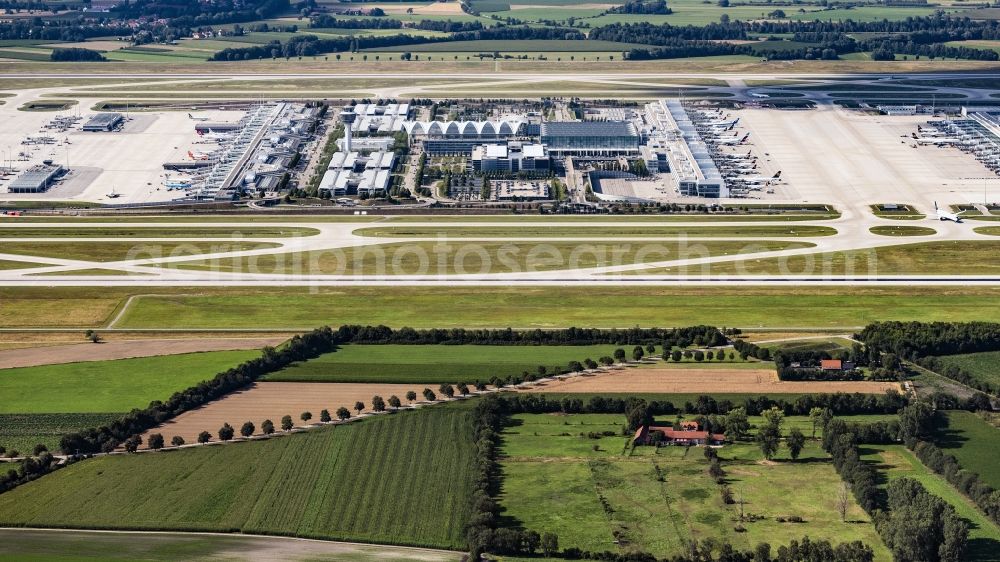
824 401 970 561
858 321 1000 360
604 0 673 15
50 47 106 62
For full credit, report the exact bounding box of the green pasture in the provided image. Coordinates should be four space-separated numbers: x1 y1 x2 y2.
933 410 1000 490
5 286 1000 330
500 412 888 558
0 350 259 413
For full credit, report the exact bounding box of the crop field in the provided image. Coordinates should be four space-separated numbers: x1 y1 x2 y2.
0 350 258 413
5 286 1000 330
499 413 888 559
525 368 901 395
863 444 1000 561
931 351 1000 392
0 405 475 550
167 240 815 275
352 225 837 238
0 241 281 263
933 410 1000 490
0 413 120 453
638 241 1000 276
0 528 463 562
265 344 623 384
144 381 463 445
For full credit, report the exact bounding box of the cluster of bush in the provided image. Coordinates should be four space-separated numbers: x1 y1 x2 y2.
560 536 873 562
0 448 59 495
604 0 672 15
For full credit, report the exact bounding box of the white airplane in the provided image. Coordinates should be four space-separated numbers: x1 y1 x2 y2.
200 131 233 141
916 137 959 145
165 176 193 190
188 113 209 122
106 188 120 199
737 171 782 184
703 117 740 128
934 201 962 222
717 133 750 145
188 150 211 160
750 92 770 99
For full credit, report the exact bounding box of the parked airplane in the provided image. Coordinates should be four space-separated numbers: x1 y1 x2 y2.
188 113 209 122
916 137 959 145
934 201 962 222
717 133 750 145
164 176 193 190
750 92 770 98
188 150 210 160
736 171 782 185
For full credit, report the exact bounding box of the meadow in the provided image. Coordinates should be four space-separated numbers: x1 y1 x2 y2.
5 286 1000 330
167 240 813 276
352 225 837 238
862 444 1000 561
0 241 280 263
0 405 475 550
931 352 1000 393
933 410 1000 490
637 241 1000 276
499 412 889 559
0 226 319 238
264 344 624 384
0 350 259 413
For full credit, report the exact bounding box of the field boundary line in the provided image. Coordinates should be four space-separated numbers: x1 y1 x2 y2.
0 527 466 557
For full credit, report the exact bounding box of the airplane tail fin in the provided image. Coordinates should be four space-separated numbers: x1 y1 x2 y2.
773 171 782 179
934 201 939 210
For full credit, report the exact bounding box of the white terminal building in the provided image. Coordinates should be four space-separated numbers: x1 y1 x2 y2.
346 103 411 133
643 99 728 198
318 150 395 198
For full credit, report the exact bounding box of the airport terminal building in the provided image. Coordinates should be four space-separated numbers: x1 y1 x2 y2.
539 121 640 156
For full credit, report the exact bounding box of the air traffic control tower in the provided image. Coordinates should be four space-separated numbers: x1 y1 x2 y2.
340 106 357 152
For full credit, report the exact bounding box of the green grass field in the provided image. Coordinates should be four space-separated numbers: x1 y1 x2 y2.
863 444 1000 561
0 241 280 263
931 352 1000 394
352 225 837 239
500 413 888 559
0 350 258 413
265 344 624 384
759 337 856 355
0 259 44 270
637 241 1000 276
5 286 1000 330
167 240 815 275
869 225 936 237
933 410 1000 490
0 227 319 238
0 413 121 453
0 405 475 550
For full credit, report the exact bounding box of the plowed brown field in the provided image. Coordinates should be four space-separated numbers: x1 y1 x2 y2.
522 368 902 394
142 382 449 446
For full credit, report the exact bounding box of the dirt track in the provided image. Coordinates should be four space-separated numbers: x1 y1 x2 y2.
524 368 902 394
0 337 287 369
143 382 447 446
